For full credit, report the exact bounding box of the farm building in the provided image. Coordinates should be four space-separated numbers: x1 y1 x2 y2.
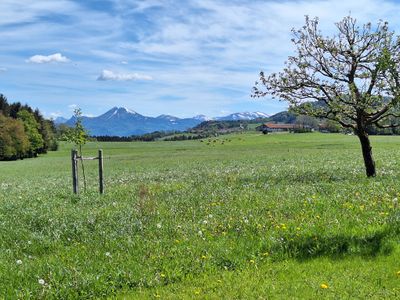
256 122 311 134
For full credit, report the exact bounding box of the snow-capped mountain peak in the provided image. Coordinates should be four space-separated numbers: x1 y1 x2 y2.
118 107 137 114
216 112 270 121
101 107 139 118
156 114 180 122
193 114 211 121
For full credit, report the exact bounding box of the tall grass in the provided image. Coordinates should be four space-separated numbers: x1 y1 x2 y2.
0 133 399 298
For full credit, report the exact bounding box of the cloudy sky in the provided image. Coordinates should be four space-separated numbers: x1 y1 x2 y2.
2 0 400 118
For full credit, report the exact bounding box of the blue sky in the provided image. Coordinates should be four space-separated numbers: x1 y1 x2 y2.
2 0 400 118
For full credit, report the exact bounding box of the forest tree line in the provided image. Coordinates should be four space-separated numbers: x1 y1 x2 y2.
0 94 58 160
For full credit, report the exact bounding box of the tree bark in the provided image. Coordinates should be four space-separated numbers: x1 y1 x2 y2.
357 130 376 177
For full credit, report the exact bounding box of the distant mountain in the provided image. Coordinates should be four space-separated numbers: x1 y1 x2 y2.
193 115 211 121
216 112 269 121
60 107 270 136
54 116 68 124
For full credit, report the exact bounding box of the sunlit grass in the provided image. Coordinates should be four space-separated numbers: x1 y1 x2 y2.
0 133 399 298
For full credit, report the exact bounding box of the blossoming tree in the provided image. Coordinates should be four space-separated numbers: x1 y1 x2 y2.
253 16 400 177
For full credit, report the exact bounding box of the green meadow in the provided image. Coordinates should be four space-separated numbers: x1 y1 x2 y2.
0 132 399 299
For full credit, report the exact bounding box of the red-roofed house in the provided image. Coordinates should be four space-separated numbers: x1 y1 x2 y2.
256 123 304 133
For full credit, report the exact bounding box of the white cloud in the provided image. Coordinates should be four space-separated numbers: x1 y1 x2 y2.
68 104 78 110
3 0 400 118
48 111 63 118
27 53 70 64
97 69 153 81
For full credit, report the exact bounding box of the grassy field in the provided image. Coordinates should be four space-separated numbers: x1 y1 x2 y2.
0 132 400 299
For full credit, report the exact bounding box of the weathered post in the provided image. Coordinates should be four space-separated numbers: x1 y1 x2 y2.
98 149 104 194
71 149 79 194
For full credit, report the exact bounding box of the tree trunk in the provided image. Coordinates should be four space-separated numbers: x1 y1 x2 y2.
357 130 376 177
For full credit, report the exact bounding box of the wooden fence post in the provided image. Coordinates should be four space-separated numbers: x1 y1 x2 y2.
98 149 104 194
71 149 79 194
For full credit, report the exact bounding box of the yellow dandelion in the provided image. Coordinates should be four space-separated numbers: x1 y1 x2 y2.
320 283 329 289
201 255 207 259
160 273 166 278
396 271 400 276
249 259 255 264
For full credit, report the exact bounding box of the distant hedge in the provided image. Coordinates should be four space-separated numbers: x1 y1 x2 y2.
0 94 58 160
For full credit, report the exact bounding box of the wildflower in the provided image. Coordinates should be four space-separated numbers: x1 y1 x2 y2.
203 220 208 225
38 279 45 285
105 252 111 257
249 259 255 264
320 283 328 289
201 255 207 259
194 290 200 295
160 273 166 278
16 259 22 265
198 230 203 236
156 223 162 228
396 271 400 276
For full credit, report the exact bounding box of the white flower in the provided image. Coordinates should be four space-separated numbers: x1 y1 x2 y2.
38 279 45 285
156 223 162 228
16 259 22 265
202 220 208 224
198 230 203 236
208 214 213 218
27 240 32 245
105 252 111 257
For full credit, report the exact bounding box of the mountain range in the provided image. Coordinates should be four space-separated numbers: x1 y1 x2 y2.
55 107 270 136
